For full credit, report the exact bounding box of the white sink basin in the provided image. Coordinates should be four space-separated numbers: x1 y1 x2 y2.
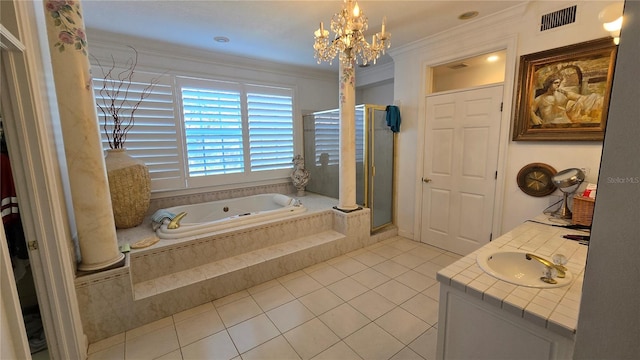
476 250 572 288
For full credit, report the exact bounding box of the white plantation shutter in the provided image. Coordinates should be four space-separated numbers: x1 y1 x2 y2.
180 85 244 176
312 109 340 166
92 69 184 191
311 106 364 166
247 86 294 172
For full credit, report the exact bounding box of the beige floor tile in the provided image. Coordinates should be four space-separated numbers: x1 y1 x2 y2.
175 307 225 347
318 303 370 339
173 302 215 323
213 290 250 308
87 343 124 360
308 265 347 286
155 349 183 360
298 287 344 316
328 256 368 276
284 318 340 360
374 279 419 305
422 282 440 301
401 293 440 326
251 283 296 311
350 268 391 289
280 273 324 298
375 307 430 345
125 316 173 341
180 330 238 360
387 238 421 252
312 341 362 360
88 333 125 355
373 260 411 278
395 270 437 292
216 295 264 327
327 277 369 301
369 244 406 259
351 250 387 267
430 253 462 268
241 335 301 360
227 314 280 354
266 299 315 333
248 279 281 295
344 323 404 360
348 290 396 321
389 346 425 360
411 246 444 261
408 326 438 360
392 252 429 269
413 262 444 279
125 325 180 360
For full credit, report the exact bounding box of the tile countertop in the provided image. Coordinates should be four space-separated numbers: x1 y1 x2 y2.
436 215 589 339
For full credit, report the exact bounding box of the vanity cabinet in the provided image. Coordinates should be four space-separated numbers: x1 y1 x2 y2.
437 284 574 359
434 218 586 360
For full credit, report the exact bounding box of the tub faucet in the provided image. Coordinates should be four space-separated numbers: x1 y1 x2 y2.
168 212 187 229
525 253 566 279
293 199 302 207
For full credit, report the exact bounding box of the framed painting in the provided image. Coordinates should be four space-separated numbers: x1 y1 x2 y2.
512 37 617 141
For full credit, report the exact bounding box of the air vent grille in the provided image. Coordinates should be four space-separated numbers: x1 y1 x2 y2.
540 5 577 31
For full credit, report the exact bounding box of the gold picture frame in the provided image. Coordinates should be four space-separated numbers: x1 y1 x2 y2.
512 37 617 141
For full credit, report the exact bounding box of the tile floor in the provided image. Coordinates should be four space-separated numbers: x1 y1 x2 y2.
87 236 462 360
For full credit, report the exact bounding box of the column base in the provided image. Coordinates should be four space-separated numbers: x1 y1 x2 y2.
77 253 125 273
333 206 363 213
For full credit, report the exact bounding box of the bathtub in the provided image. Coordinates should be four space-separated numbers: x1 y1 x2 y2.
155 193 306 239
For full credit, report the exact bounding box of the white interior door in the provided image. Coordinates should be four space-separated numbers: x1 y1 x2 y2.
421 85 503 255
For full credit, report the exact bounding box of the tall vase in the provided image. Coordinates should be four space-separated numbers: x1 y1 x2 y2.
104 149 151 228
291 155 310 196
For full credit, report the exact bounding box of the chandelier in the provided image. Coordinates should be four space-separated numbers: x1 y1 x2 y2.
313 0 391 67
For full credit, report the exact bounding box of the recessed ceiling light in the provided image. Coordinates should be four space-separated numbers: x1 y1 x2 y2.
214 36 230 43
487 55 499 62
458 11 479 20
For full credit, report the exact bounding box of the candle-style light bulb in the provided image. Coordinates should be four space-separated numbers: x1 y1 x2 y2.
381 16 386 35
353 2 360 17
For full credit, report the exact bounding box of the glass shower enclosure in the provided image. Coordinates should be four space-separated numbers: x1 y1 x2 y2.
303 104 395 231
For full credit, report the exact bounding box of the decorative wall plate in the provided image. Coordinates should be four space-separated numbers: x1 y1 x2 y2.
517 163 557 197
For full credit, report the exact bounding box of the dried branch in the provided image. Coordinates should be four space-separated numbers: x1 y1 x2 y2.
92 46 159 149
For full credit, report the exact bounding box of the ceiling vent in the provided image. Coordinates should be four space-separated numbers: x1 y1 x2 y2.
448 63 468 70
540 5 577 31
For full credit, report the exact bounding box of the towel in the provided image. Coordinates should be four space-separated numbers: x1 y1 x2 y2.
151 209 176 230
385 105 401 133
273 194 294 207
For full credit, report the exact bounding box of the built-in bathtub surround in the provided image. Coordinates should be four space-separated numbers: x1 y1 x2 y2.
155 193 305 239
75 194 382 343
43 0 123 271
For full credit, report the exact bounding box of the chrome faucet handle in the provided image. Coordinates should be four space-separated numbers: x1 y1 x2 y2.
552 254 568 272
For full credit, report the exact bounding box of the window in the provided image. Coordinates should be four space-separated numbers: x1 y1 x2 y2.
310 106 365 166
93 71 295 192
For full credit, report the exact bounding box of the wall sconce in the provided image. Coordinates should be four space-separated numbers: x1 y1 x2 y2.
599 2 624 45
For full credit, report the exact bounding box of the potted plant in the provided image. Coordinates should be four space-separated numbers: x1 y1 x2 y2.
93 46 157 228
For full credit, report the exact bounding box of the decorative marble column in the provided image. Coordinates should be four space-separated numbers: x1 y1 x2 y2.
337 60 359 211
43 0 124 271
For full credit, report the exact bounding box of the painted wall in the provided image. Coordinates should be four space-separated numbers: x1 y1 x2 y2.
389 1 620 240
574 1 639 357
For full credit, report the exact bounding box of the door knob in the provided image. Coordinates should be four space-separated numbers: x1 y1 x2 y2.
422 178 432 183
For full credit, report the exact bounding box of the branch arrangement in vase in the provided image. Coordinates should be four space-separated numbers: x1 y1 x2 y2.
92 46 159 149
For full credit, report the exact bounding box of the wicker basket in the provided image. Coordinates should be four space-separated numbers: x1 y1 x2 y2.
572 195 595 226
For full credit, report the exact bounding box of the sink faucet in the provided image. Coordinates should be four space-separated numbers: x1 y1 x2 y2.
167 212 187 229
526 253 566 279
